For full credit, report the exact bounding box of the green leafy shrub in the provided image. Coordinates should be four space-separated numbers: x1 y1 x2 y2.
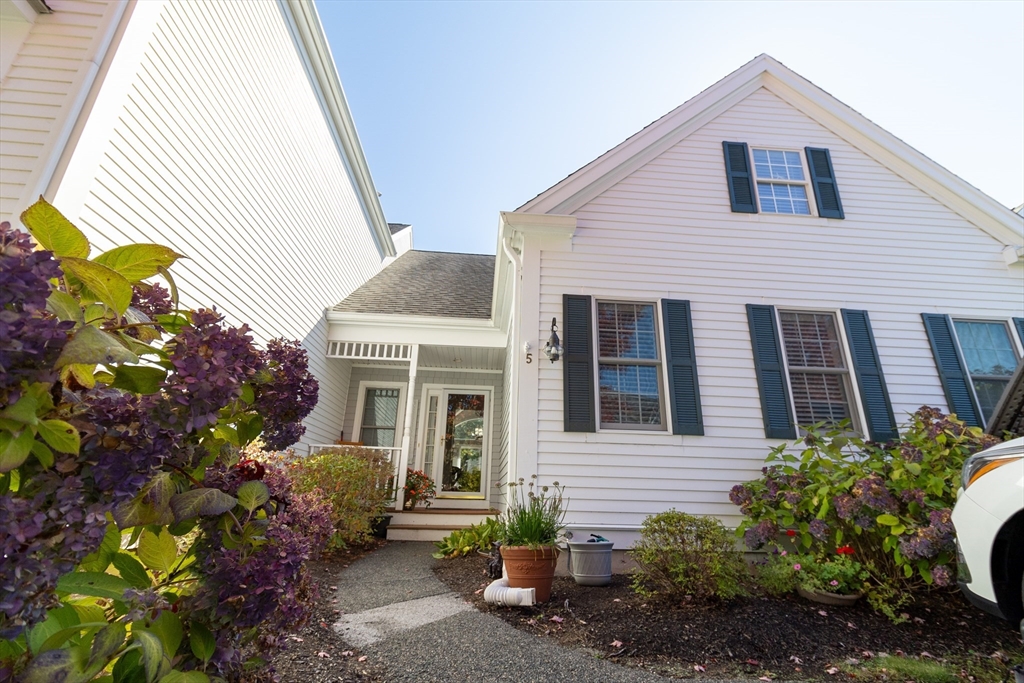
0 201 325 682
497 476 566 548
730 408 999 618
758 551 868 596
629 509 746 601
432 517 501 559
290 446 393 548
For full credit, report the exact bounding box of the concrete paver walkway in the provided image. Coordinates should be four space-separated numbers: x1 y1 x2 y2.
332 541 669 682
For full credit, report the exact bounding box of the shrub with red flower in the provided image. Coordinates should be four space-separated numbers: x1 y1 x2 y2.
404 468 436 508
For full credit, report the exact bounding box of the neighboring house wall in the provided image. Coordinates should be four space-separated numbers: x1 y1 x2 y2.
343 366 504 498
2 0 391 447
526 86 1024 532
0 0 125 220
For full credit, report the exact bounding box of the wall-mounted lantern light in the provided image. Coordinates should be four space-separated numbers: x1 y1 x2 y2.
543 317 563 362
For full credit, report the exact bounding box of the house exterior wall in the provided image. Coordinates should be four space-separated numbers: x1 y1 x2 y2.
343 365 504 506
525 86 1024 537
24 0 389 446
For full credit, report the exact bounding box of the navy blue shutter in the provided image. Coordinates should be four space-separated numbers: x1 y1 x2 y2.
921 313 982 427
1014 318 1024 351
661 300 704 435
804 147 845 219
563 295 595 432
841 309 898 441
746 304 796 439
723 142 757 213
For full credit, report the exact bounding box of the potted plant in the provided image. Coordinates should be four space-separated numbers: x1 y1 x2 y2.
403 468 436 510
793 548 868 605
497 476 567 603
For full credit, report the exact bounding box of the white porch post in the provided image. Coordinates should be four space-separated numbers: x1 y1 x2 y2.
394 343 419 508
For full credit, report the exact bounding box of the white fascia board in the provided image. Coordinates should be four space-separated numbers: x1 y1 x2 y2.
282 0 395 258
325 311 506 347
517 53 1022 249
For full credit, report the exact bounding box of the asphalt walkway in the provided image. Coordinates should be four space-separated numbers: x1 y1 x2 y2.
331 541 670 683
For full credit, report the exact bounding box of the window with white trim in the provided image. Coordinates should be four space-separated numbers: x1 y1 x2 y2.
778 310 856 428
596 301 665 429
358 387 401 447
952 320 1020 424
752 148 811 215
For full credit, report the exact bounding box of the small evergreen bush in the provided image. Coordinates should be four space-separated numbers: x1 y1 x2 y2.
629 510 746 601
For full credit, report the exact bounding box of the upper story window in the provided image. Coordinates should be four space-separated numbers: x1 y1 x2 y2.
778 310 855 428
752 149 811 215
596 301 665 430
952 320 1020 423
723 141 845 219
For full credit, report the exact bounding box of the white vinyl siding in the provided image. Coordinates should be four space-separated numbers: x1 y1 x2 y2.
530 86 1024 532
51 0 387 446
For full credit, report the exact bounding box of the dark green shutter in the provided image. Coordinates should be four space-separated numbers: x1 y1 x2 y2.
723 141 757 213
921 313 982 427
804 147 844 219
662 299 704 435
563 294 595 432
1014 318 1024 350
746 304 796 439
841 309 898 441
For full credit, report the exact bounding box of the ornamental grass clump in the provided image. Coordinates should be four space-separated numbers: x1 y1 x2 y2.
629 509 747 601
730 408 999 620
498 476 566 548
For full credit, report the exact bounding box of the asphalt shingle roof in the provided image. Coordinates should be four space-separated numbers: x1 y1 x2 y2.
333 250 494 319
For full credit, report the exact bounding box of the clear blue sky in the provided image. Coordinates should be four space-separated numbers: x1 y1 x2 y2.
318 1 1024 255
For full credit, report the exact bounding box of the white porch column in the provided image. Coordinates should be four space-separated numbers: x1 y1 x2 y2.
394 343 419 508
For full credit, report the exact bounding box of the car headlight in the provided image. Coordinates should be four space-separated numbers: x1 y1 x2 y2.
961 450 1022 490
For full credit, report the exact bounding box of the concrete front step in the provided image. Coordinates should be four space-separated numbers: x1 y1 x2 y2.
385 507 498 542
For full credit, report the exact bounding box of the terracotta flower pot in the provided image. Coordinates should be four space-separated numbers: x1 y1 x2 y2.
797 586 863 606
501 545 559 603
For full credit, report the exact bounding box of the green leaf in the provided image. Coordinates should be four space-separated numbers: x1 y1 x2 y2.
80 523 121 572
159 672 209 683
37 419 80 454
239 383 255 404
236 481 270 512
47 289 85 324
891 524 906 536
154 313 189 335
20 648 85 683
0 427 36 473
56 325 139 368
20 197 90 258
112 366 167 394
31 439 55 468
29 605 81 655
57 571 131 600
236 413 263 446
61 257 133 317
138 528 178 575
0 393 40 425
148 611 182 659
112 552 151 589
876 514 900 526
112 648 146 683
133 629 164 683
89 622 126 666
113 472 176 528
93 244 184 283
188 622 216 664
169 488 238 523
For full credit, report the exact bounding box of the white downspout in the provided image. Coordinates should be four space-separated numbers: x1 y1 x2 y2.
501 233 522 488
395 343 419 508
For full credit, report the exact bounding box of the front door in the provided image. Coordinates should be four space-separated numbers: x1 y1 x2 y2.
424 390 489 499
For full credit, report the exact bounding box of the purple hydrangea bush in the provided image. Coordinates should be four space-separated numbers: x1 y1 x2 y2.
730 408 999 619
0 201 327 681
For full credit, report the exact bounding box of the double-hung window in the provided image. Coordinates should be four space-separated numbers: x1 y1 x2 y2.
358 386 401 447
596 301 664 429
752 149 811 215
778 311 855 427
952 320 1020 424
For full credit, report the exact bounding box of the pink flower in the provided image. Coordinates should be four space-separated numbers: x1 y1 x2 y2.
780 550 787 556
793 564 802 571
830 580 839 586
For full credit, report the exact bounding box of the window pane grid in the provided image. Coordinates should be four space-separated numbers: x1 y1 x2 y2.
753 148 805 181
360 388 399 447
757 182 810 215
779 311 853 429
596 301 663 428
953 320 1020 423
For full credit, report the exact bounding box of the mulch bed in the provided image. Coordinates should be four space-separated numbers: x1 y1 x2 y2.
434 553 1024 681
268 543 387 683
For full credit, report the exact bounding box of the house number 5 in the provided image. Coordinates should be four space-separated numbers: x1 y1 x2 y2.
526 353 533 364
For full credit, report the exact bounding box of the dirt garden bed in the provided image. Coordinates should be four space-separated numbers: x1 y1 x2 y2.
434 553 1024 681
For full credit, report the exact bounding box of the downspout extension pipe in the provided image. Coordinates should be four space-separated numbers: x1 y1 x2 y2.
483 577 535 607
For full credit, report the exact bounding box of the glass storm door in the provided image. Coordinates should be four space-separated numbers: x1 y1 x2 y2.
430 391 487 498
